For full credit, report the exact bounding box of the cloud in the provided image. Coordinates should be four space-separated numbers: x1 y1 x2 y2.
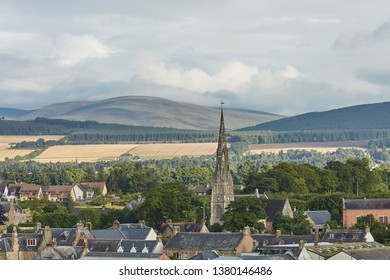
356 68 390 86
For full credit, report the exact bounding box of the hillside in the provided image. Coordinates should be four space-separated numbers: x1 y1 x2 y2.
239 102 390 131
8 96 283 130
0 108 33 119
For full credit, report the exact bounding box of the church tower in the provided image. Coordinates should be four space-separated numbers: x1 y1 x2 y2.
210 102 234 225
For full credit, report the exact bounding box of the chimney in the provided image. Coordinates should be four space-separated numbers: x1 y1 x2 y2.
243 226 251 236
365 226 370 233
112 220 121 229
275 229 282 239
314 228 320 245
51 237 57 247
253 239 259 250
86 222 92 231
36 222 42 231
76 222 84 238
173 226 180 236
44 225 52 245
298 240 305 251
156 234 162 243
12 226 19 253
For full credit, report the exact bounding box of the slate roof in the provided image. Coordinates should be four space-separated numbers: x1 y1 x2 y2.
348 246 390 260
0 233 43 251
36 227 94 245
119 240 158 253
262 199 287 221
0 201 11 212
92 229 127 240
322 229 369 243
87 239 121 252
252 234 315 246
82 251 163 260
304 211 331 225
343 198 390 209
0 238 12 252
165 232 245 251
40 246 85 259
80 182 106 193
216 253 296 260
160 222 204 234
189 251 219 260
92 227 153 240
255 244 303 258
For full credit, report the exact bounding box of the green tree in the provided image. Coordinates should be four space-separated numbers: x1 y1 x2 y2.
220 196 266 232
272 211 312 235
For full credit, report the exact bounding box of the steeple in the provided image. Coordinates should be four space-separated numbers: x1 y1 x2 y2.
210 101 234 225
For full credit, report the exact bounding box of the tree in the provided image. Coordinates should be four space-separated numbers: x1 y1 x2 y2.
272 211 312 235
220 196 266 232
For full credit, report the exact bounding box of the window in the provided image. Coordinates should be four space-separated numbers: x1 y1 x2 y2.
328 233 335 239
27 239 37 246
379 216 388 224
181 252 189 259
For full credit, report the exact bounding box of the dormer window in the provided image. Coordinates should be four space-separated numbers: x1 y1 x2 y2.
27 239 37 246
329 233 335 239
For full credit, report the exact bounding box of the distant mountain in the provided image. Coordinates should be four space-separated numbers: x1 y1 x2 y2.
8 96 283 130
0 108 33 119
239 102 390 131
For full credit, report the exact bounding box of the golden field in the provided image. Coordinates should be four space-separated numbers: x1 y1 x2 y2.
33 143 218 162
250 141 368 155
0 136 64 161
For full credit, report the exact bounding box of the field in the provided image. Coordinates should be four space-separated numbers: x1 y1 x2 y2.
34 143 218 162
0 135 64 161
250 141 369 154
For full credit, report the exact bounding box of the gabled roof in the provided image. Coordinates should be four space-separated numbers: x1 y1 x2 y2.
304 210 331 225
47 185 73 194
0 238 12 252
36 227 94 245
160 222 204 234
262 199 287 221
8 183 42 193
0 233 43 251
92 226 153 240
80 182 106 193
343 198 390 210
92 229 127 240
189 251 219 260
165 232 245 251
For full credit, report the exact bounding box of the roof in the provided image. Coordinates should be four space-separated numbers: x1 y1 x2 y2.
262 199 287 221
252 234 315 246
0 238 12 252
255 244 304 258
47 185 73 194
306 242 383 259
87 239 121 252
304 211 331 225
160 222 204 234
348 246 390 260
322 229 371 243
36 227 94 245
80 182 106 193
81 251 163 260
0 233 43 251
8 183 42 193
165 232 246 251
344 198 390 210
189 251 219 260
119 240 158 253
92 227 153 240
216 253 296 260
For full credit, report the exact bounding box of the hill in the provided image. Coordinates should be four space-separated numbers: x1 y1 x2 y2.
239 102 390 131
9 96 283 130
0 108 33 119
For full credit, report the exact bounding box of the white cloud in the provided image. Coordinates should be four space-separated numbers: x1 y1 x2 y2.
0 78 49 92
54 34 115 66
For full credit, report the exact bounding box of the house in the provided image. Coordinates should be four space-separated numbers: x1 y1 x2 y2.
189 185 209 196
216 253 296 260
0 200 27 227
92 221 157 241
45 184 78 201
159 220 209 238
8 183 44 201
80 182 107 196
0 226 43 260
252 231 316 247
322 228 375 243
327 246 390 260
304 210 331 233
164 227 254 259
262 198 294 232
343 198 390 227
74 184 94 200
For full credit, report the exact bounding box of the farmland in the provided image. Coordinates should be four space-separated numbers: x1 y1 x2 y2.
0 136 64 161
33 143 218 162
249 141 369 155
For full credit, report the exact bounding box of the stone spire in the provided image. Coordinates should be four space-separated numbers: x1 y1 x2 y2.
210 102 234 225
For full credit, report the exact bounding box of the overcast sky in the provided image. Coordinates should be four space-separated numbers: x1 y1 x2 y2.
1 0 390 116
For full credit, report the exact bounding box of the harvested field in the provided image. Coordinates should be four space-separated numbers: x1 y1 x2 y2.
128 143 217 158
0 135 64 161
33 143 218 162
34 144 138 163
250 141 369 154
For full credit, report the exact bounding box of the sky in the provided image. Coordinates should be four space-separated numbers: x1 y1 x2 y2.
1 0 390 116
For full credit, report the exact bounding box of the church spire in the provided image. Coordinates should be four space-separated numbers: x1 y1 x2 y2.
210 101 234 225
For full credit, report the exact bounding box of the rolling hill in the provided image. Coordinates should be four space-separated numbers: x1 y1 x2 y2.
239 102 390 131
3 96 283 130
